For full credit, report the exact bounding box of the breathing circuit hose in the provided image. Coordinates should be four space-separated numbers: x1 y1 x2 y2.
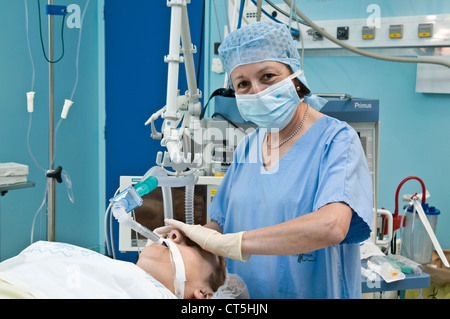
141 166 197 224
111 200 165 245
184 184 195 225
152 172 197 225
142 166 174 220
110 167 198 246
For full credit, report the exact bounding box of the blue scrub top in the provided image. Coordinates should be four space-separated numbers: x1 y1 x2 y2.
209 115 373 299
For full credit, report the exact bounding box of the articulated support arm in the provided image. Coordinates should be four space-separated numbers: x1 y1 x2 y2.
145 0 202 175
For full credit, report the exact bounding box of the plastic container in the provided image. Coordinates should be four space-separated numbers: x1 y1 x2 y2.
401 203 440 264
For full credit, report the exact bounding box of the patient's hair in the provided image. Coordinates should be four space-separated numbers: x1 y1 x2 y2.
209 255 227 292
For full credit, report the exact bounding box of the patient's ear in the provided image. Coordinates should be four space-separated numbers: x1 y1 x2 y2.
193 289 214 299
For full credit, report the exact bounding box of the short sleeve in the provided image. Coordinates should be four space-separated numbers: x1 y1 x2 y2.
314 123 373 244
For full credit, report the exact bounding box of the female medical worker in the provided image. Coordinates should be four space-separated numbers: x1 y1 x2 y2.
161 21 373 299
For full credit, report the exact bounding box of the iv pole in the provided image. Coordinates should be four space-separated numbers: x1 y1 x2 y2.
47 0 56 242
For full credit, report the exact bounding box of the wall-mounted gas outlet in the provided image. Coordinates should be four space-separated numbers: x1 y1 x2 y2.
337 26 349 40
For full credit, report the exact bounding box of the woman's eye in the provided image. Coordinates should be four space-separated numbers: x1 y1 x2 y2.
263 73 275 81
237 81 248 89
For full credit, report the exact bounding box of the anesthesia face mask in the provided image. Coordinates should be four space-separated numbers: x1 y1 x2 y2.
163 239 186 299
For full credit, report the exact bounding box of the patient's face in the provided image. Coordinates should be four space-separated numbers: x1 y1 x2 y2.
136 230 224 299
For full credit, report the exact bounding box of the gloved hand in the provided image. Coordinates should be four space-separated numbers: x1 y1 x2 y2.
155 219 250 262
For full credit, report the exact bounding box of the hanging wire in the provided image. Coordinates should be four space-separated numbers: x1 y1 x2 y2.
37 0 66 63
70 0 91 100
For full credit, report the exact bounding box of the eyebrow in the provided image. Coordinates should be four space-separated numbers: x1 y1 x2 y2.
185 237 203 252
185 237 215 261
232 66 279 81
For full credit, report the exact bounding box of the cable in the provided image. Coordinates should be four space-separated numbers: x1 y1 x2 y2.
292 0 304 69
105 188 120 259
70 0 91 101
288 0 294 34
212 0 223 42
104 203 114 257
37 0 66 63
284 0 450 69
248 0 300 35
288 0 305 69
237 0 245 29
103 187 120 259
264 0 308 26
197 0 205 87
211 112 242 129
200 88 235 120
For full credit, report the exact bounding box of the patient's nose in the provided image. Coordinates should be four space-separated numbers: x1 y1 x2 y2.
169 229 187 244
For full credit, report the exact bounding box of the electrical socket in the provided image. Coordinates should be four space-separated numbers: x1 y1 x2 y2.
337 26 349 40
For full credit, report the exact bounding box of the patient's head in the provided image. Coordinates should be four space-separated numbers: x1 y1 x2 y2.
136 230 226 299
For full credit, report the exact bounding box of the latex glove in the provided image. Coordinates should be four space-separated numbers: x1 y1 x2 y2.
156 219 250 262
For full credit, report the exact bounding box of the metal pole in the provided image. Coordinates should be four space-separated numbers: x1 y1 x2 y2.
48 0 56 242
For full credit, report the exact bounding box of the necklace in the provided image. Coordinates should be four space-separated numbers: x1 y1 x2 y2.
266 104 310 150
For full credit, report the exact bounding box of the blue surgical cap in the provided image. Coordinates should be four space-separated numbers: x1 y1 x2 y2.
218 21 327 111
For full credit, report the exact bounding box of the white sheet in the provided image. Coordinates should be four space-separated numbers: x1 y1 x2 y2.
0 241 176 299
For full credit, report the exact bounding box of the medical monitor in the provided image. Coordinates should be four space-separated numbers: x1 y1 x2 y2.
320 96 379 205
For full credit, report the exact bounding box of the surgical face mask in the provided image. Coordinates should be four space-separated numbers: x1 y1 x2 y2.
235 69 303 130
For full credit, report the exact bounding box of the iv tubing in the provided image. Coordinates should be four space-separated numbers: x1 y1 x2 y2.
24 0 36 92
25 1 87 243
70 0 90 101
